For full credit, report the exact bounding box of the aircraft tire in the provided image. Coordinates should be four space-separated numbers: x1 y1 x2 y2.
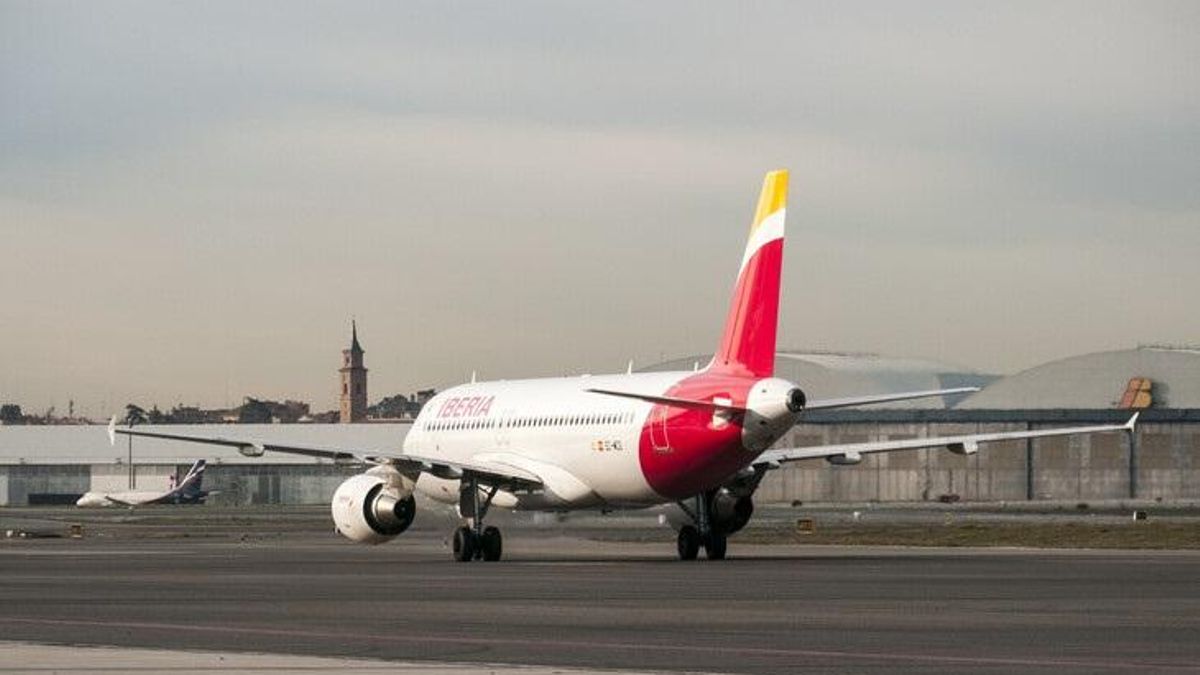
677 525 700 561
704 532 728 560
481 526 503 562
452 526 476 562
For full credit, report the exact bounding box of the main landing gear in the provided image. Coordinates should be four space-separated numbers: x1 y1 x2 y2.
452 476 503 562
676 491 728 561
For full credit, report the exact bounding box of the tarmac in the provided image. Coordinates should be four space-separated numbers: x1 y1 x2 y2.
1 508 1200 674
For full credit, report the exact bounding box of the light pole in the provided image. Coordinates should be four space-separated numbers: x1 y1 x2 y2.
128 432 134 489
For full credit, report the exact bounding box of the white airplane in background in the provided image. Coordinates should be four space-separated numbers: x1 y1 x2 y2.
110 170 1136 561
77 459 211 507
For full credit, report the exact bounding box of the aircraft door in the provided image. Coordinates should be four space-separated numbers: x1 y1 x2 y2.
496 409 515 448
649 405 671 452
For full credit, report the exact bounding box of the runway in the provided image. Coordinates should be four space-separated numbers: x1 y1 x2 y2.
3 521 1200 674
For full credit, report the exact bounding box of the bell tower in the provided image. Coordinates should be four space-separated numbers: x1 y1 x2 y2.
339 321 368 423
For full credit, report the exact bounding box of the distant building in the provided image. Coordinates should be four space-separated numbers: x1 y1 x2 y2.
956 347 1200 409
339 321 368 423
368 390 438 420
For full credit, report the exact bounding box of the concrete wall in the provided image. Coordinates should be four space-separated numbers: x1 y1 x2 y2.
1 465 90 504
0 463 359 506
90 464 178 493
200 464 359 505
756 422 1200 503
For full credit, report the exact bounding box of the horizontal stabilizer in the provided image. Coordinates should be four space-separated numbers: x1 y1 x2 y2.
585 388 748 412
805 387 979 411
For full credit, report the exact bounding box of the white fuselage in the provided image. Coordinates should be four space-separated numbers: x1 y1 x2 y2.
404 371 691 510
76 490 168 507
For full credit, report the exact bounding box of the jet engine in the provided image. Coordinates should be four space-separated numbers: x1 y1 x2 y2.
331 470 416 545
709 488 754 535
661 488 755 536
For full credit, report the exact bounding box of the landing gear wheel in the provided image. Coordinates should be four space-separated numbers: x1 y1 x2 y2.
480 526 503 561
677 525 700 561
704 532 728 560
452 526 477 562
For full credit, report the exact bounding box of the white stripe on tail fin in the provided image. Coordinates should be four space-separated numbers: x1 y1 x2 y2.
177 459 206 493
710 170 788 378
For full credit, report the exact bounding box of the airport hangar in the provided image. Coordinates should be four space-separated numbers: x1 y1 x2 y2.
1 346 1198 507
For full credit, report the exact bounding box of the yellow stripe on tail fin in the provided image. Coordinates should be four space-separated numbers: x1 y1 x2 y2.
751 170 788 233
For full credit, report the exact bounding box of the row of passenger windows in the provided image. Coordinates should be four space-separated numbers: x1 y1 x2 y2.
424 411 634 433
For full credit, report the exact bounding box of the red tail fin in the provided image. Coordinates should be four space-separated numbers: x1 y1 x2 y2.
710 170 788 378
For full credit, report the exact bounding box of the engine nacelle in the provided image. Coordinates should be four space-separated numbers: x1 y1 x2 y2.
826 451 863 466
947 440 979 456
710 489 754 535
331 472 416 545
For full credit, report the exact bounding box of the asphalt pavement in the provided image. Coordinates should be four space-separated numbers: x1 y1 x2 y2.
2 511 1199 674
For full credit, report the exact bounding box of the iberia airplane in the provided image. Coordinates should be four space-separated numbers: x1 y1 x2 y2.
111 170 1137 561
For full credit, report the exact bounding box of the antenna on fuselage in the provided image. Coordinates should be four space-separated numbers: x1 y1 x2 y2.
470 370 477 384
626 359 634 375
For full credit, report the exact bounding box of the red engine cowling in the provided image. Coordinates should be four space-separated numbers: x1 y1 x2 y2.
331 472 416 544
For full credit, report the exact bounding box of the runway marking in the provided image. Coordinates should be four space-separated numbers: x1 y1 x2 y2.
2 616 1198 672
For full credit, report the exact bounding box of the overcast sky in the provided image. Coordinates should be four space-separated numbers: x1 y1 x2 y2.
2 1 1198 417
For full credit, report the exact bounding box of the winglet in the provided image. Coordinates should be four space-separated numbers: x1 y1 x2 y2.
1125 412 1140 430
107 415 117 446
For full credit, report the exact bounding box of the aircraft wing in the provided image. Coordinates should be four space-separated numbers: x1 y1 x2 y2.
107 419 543 491
754 414 1138 467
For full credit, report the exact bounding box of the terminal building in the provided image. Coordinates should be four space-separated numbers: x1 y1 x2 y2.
1 346 1197 506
